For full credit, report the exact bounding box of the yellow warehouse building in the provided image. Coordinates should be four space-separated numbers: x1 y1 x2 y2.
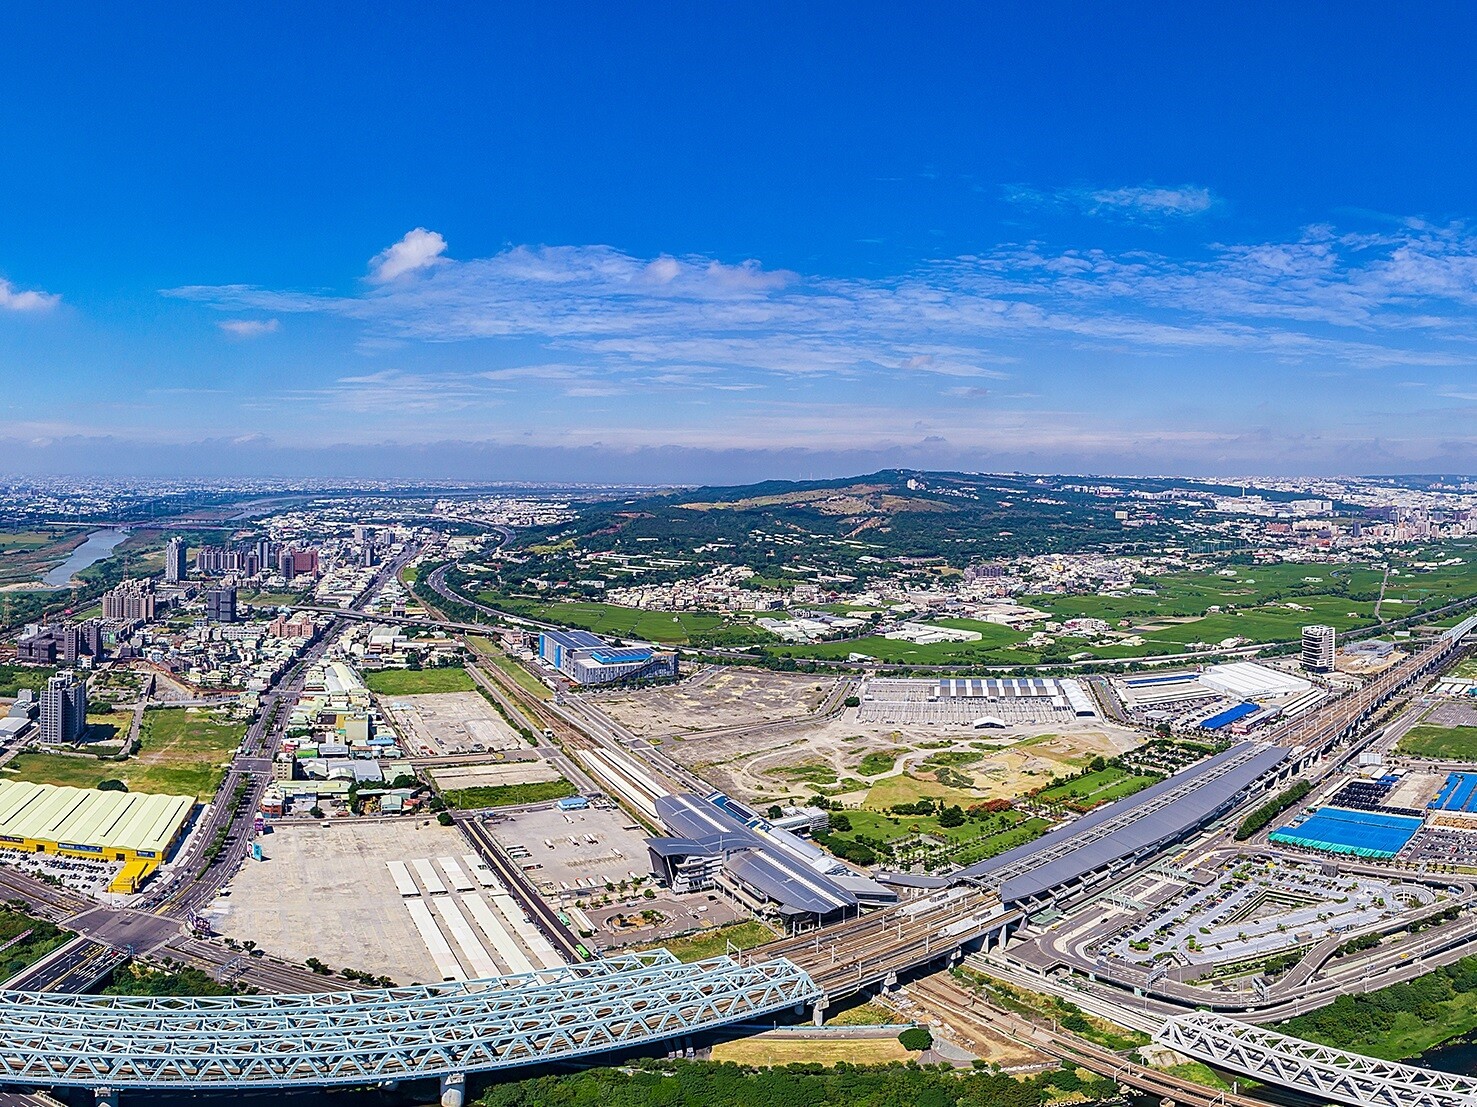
0 779 194 893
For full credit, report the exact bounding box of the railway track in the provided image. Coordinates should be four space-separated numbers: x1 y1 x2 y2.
459 817 585 962
905 975 1265 1107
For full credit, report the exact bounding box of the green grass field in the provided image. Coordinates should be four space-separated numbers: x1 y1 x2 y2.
83 710 133 746
774 629 1036 665
441 779 576 808
0 908 71 979
861 772 981 811
475 593 737 644
6 707 242 799
0 665 54 698
240 590 310 607
1035 766 1159 809
467 636 552 700
651 920 777 963
364 667 476 695
0 529 72 552
1397 725 1477 761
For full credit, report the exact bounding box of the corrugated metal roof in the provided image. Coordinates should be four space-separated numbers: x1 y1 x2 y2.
957 741 1287 903
653 794 860 916
0 780 193 856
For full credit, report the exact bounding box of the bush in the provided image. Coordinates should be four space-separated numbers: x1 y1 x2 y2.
97 779 128 792
898 1026 933 1051
436 811 455 826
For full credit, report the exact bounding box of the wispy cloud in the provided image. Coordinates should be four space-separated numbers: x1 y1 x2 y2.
218 318 279 337
0 277 60 311
1005 182 1219 220
170 220 1477 378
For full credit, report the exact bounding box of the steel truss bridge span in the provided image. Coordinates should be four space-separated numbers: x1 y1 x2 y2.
1157 1012 1477 1107
0 951 818 1093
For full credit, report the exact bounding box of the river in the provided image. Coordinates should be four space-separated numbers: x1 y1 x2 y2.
42 528 129 587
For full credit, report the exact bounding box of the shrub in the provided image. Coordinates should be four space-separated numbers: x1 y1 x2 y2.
898 1026 933 1051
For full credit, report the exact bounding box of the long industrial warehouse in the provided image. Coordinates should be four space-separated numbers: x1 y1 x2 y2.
0 779 194 891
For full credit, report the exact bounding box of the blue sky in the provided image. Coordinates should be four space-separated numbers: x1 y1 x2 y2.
3 4 1477 482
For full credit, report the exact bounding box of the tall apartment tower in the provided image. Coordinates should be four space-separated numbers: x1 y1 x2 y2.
1301 625 1336 673
164 536 188 583
206 585 238 624
41 671 88 744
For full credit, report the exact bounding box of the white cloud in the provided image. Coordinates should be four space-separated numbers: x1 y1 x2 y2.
168 218 1477 406
368 228 449 283
1005 182 1218 220
218 318 279 337
0 278 60 311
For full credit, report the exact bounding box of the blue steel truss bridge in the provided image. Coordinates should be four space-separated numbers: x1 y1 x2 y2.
0 951 818 1105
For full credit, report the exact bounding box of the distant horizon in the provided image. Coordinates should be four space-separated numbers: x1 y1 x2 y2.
0 463 1470 492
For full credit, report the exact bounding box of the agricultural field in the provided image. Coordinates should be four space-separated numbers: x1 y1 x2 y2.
7 707 242 798
1398 725 1477 761
364 667 476 695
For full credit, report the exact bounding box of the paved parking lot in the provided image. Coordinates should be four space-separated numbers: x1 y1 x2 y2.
209 818 475 985
484 804 651 899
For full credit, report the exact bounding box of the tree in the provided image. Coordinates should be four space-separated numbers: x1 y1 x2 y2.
938 805 966 828
767 805 783 820
898 1026 933 1051
843 695 860 708
436 811 454 826
829 812 852 833
97 779 128 792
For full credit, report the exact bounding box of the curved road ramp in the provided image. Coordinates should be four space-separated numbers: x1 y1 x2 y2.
1157 1012 1477 1107
0 951 819 1106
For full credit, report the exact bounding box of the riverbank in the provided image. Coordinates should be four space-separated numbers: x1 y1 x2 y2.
1282 955 1477 1064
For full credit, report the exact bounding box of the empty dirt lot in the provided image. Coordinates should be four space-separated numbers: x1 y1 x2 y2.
380 691 523 755
585 667 842 739
660 707 1142 808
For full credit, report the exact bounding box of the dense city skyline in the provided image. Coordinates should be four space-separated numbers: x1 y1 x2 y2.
3 5 1477 480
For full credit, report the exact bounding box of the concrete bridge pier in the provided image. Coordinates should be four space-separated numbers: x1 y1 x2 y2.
440 1072 466 1107
94 1088 119 1107
812 997 830 1026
